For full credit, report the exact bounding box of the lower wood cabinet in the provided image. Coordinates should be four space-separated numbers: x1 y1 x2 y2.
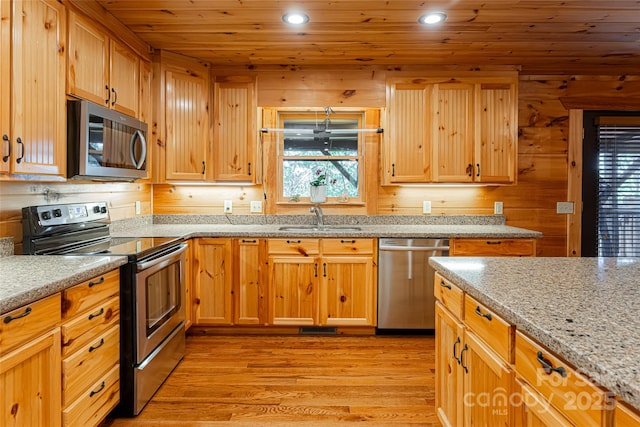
193 238 233 325
616 400 640 426
450 238 536 257
233 238 267 325
267 238 377 327
0 293 62 427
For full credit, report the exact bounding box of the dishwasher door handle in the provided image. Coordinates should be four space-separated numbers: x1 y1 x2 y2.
378 246 450 251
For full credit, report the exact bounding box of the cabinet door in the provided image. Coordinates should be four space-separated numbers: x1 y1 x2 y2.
435 302 465 427
109 39 139 117
234 239 266 325
213 78 257 182
67 11 109 107
517 380 574 427
268 256 318 325
432 83 475 183
165 70 210 181
320 256 375 326
385 81 431 183
183 239 193 329
0 328 61 427
139 60 152 126
193 238 232 325
462 330 513 427
11 0 66 176
0 0 10 174
475 83 517 183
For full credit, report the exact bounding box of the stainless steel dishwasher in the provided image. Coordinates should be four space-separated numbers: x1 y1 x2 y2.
377 238 449 330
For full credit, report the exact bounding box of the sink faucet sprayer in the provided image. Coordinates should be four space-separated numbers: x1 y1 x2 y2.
310 204 324 227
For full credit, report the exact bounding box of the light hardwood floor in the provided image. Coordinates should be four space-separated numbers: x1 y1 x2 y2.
102 334 439 426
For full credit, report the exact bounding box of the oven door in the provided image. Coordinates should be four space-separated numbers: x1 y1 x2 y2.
135 243 187 364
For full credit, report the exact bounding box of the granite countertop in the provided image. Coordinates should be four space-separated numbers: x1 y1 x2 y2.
110 223 542 239
429 256 640 411
0 255 128 314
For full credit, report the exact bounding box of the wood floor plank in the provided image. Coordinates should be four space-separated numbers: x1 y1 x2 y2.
101 334 437 426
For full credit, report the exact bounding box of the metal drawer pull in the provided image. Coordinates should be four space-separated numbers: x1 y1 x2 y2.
453 336 461 364
340 239 356 244
242 239 257 243
90 381 105 397
486 241 502 245
286 240 301 244
536 351 567 377
89 338 105 353
474 306 492 321
88 307 105 320
3 306 32 324
440 280 451 290
460 344 469 373
88 277 105 287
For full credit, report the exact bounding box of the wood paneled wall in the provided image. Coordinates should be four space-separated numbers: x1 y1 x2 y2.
3 68 640 257
0 181 151 253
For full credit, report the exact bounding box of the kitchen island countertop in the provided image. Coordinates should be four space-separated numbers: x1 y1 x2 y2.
0 255 128 314
429 256 640 411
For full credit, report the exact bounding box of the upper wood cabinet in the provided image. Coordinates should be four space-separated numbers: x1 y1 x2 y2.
384 73 518 184
153 51 210 182
0 0 66 177
213 76 259 182
67 11 139 118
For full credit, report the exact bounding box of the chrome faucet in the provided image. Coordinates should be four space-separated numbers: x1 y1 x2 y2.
310 204 324 227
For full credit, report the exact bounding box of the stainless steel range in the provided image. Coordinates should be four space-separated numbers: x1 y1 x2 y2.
22 201 186 416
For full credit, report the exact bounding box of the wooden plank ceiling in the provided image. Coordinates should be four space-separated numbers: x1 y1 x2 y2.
94 0 640 74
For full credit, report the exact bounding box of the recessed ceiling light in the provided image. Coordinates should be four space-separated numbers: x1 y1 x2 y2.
418 12 447 25
282 12 309 25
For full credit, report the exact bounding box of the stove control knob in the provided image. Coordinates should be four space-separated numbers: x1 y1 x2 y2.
93 205 101 214
41 211 52 220
52 209 62 218
100 206 107 214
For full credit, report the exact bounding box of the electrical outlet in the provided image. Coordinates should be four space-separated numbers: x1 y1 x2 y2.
223 200 232 213
135 200 141 215
494 201 503 215
250 200 263 213
557 202 574 214
422 201 432 214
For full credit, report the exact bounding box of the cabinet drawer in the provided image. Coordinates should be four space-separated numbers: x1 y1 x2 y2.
518 380 574 427
62 364 120 427
61 295 119 357
322 238 374 255
434 273 463 319
450 238 535 256
464 294 513 363
62 269 119 319
0 293 61 354
63 324 119 407
268 239 320 256
616 400 640 426
515 331 614 427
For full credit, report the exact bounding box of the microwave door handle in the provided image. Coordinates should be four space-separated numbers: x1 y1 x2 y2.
130 130 147 170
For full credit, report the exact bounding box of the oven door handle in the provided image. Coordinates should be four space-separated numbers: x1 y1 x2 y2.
136 243 187 272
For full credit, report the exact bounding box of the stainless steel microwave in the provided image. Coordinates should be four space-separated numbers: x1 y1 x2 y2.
67 99 148 181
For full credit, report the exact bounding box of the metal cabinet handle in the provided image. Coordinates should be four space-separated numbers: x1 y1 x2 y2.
467 163 473 176
340 240 356 244
242 239 257 243
391 163 395 177
476 163 480 177
248 162 252 176
3 306 32 324
536 351 567 377
286 240 301 244
323 262 327 277
105 85 111 105
2 134 10 162
460 344 469 373
88 307 105 320
453 336 461 364
15 137 24 164
474 306 492 321
201 161 206 175
89 338 105 353
440 279 451 290
90 381 105 397
88 277 105 287
111 87 117 106
314 263 318 277
486 241 502 245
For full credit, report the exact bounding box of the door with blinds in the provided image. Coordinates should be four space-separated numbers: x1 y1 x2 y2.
582 112 640 257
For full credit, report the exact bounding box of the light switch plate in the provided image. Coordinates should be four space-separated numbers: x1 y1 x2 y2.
223 200 232 213
422 201 432 214
494 201 503 215
250 200 263 213
557 201 574 214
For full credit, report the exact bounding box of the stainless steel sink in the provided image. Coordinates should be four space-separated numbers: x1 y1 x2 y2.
278 225 362 232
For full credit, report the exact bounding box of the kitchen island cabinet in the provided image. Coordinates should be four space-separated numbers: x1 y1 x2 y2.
430 257 640 422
